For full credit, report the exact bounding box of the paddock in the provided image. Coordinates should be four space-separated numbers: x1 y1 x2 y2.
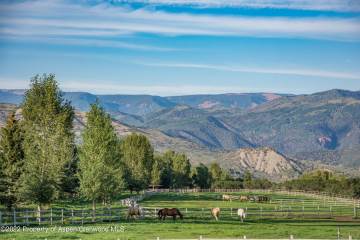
0 190 359 239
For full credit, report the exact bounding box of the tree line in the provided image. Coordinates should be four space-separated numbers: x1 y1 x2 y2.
0 74 242 210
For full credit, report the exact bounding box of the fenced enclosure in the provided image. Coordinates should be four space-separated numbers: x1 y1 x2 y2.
0 189 359 226
0 205 358 226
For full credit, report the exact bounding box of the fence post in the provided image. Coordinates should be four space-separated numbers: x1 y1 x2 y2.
231 208 233 216
50 208 53 225
26 209 29 225
318 205 320 218
330 206 332 218
71 209 74 224
302 205 304 218
354 206 357 219
82 209 84 225
0 211 2 226
61 209 64 224
13 209 16 226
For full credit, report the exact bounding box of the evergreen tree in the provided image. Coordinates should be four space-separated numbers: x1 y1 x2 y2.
60 147 79 198
78 102 124 220
19 74 75 213
0 112 24 208
121 133 154 193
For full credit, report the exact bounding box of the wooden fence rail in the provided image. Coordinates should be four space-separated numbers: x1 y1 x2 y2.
149 189 360 207
0 205 358 226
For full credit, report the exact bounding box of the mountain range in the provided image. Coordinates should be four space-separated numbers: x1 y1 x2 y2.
0 88 359 179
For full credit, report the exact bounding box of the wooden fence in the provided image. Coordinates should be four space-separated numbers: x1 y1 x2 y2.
1 189 359 226
0 205 358 226
150 189 360 207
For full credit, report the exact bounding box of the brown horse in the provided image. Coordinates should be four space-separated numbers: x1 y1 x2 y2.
158 208 183 221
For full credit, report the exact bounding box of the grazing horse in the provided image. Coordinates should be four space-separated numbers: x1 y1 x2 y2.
211 207 220 221
222 194 233 201
239 195 249 202
237 208 246 223
158 208 183 221
127 206 144 220
258 195 270 202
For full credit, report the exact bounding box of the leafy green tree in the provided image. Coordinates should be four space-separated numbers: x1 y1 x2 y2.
243 170 253 189
171 152 191 188
150 155 163 187
78 102 125 220
0 112 24 208
209 162 222 181
157 150 174 188
121 133 153 193
19 74 75 214
191 163 212 189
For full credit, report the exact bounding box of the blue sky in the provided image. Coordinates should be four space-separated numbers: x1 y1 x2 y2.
0 0 359 95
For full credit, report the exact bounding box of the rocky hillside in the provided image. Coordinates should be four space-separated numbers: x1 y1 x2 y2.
218 147 303 180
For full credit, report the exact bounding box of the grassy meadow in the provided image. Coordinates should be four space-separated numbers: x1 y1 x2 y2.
1 192 359 240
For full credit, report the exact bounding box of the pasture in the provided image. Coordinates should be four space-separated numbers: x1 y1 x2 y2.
1 191 360 240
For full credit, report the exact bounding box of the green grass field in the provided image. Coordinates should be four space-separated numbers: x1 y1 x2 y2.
1 192 359 240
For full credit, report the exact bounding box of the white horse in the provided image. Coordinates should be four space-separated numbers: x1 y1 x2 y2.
211 207 220 221
237 208 246 222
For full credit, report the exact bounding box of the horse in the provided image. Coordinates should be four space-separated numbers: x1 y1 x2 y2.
258 195 270 202
158 208 183 221
237 208 246 223
222 194 233 201
127 206 144 220
239 195 249 202
211 207 220 221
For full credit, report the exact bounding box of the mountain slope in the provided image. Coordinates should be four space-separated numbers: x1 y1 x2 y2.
166 93 285 110
219 147 303 180
224 89 360 167
145 105 253 149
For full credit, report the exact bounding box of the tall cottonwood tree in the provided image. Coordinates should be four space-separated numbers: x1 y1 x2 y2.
78 102 124 221
121 133 153 193
0 112 24 208
171 152 191 188
19 74 75 213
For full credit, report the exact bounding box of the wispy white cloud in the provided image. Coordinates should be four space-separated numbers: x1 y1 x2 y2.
0 0 359 41
118 0 360 12
0 35 177 51
139 62 360 80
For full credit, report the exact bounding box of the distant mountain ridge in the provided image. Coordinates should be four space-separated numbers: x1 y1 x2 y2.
1 88 359 170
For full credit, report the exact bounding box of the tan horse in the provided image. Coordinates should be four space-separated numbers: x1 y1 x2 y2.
222 194 232 201
127 206 143 220
240 195 249 202
211 207 220 221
